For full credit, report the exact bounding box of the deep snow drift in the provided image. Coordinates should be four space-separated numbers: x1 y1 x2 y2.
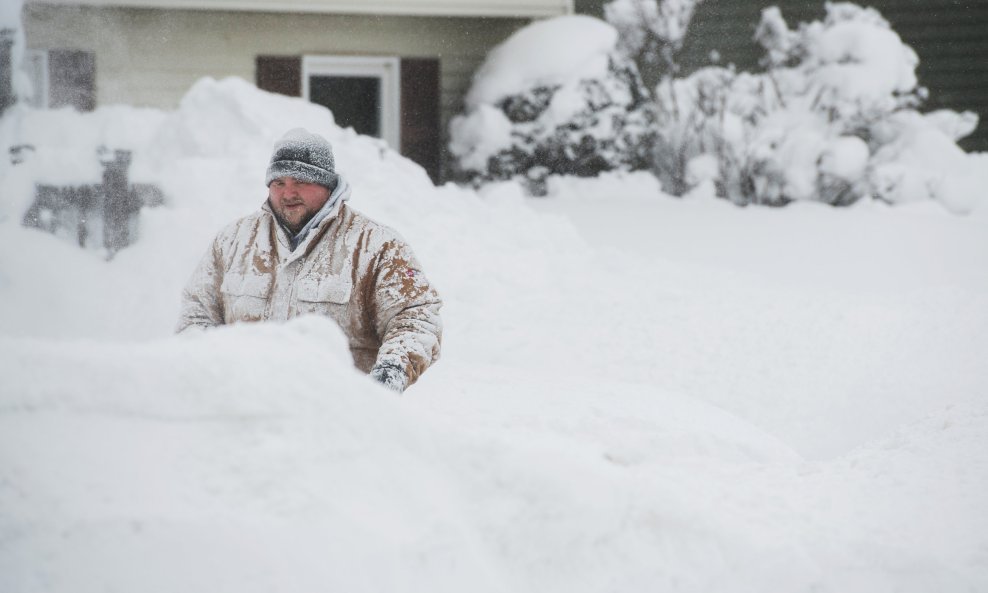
1 78 987 592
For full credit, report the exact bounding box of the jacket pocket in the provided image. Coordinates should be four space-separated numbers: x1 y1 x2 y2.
298 277 352 304
220 272 272 322
297 276 352 324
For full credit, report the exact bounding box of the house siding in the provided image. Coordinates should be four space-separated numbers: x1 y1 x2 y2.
25 0 573 18
23 3 531 174
576 0 988 152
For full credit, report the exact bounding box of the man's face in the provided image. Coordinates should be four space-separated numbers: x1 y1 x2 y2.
268 177 331 234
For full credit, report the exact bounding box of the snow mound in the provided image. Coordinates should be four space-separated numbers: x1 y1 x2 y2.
0 317 816 593
2 73 987 592
0 317 501 592
3 318 986 592
0 77 593 342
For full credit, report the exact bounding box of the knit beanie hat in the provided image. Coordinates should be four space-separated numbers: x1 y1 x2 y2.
264 128 339 190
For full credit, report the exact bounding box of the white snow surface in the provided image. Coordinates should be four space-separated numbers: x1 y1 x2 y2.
2 78 988 592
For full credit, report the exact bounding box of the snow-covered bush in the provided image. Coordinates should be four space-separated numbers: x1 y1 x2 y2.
653 63 877 205
451 2 984 212
654 3 986 211
448 16 655 192
604 0 703 80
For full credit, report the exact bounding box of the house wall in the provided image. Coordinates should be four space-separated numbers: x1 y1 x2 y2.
22 3 529 146
25 0 574 18
576 0 988 152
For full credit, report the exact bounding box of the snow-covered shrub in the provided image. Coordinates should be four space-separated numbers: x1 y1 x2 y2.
654 3 985 211
868 109 987 213
604 0 703 79
653 64 874 205
451 2 984 212
448 16 655 192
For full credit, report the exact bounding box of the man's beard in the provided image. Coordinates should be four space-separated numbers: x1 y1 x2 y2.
269 198 316 235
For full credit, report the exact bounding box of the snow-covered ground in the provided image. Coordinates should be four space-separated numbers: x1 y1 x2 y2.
1 79 987 592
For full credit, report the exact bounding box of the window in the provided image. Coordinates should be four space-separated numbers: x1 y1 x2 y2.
21 48 95 111
48 49 95 111
302 55 401 150
23 49 49 108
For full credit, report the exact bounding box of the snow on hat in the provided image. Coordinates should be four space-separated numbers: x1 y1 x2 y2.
265 128 338 190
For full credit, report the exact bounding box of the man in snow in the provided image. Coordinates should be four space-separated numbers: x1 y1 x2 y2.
176 128 442 392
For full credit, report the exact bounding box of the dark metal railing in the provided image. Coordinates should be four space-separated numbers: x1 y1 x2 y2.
19 148 164 255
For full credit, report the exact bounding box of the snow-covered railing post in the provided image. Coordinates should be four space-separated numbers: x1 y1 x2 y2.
9 143 32 164
0 28 14 117
100 148 141 254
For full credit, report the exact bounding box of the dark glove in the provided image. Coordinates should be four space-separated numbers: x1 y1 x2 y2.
369 360 408 393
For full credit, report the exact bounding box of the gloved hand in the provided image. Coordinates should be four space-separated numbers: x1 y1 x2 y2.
369 360 408 393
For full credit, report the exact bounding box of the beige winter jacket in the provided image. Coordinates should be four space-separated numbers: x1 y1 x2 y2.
176 199 442 387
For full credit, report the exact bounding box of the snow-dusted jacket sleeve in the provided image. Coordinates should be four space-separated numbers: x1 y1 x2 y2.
369 238 443 387
175 235 225 333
